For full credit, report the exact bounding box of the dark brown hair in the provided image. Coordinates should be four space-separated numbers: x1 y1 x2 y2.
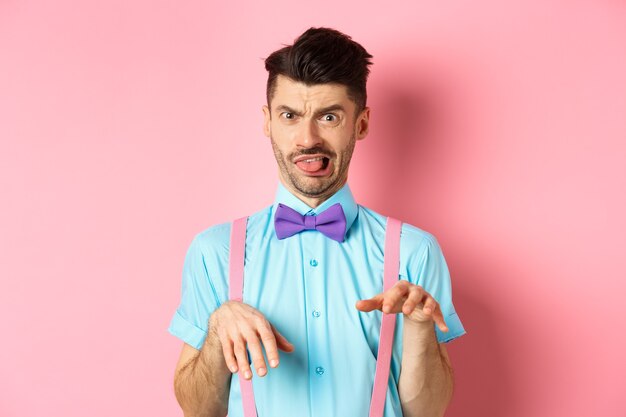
264 27 373 112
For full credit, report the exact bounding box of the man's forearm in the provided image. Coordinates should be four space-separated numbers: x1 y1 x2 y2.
174 330 232 417
398 320 454 417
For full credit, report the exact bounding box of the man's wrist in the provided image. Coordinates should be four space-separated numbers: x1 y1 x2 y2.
198 327 224 370
403 317 438 344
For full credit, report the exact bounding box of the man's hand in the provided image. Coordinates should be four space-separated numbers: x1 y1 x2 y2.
355 280 448 332
209 301 294 380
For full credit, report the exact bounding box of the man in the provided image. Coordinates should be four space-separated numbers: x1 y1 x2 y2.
169 27 465 417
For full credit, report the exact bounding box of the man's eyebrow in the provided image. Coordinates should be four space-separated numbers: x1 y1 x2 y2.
274 105 302 115
314 104 346 116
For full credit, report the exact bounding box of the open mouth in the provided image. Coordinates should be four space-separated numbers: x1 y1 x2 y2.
294 155 332 175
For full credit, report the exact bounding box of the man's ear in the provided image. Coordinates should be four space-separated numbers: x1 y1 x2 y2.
262 105 271 138
356 107 370 140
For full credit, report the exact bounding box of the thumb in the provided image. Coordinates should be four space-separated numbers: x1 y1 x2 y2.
355 295 384 312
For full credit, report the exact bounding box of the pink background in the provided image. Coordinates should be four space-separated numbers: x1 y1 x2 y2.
1 1 625 416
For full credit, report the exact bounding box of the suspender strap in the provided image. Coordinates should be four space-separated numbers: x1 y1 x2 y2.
229 216 257 417
229 217 247 301
369 217 402 417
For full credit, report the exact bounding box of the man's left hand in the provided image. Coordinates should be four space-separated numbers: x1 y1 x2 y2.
355 280 448 332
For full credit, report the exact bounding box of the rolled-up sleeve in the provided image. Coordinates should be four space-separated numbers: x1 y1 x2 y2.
168 234 223 350
406 230 466 343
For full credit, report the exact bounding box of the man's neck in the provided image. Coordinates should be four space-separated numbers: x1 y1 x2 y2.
295 195 327 209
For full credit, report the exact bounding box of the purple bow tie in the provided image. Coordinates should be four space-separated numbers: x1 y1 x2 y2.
274 203 347 242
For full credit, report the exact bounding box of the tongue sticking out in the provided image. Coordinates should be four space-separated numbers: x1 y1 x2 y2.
296 158 325 173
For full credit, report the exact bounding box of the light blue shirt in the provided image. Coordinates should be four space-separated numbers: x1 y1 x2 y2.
169 183 465 417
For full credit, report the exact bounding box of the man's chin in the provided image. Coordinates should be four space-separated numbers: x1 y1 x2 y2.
290 176 339 198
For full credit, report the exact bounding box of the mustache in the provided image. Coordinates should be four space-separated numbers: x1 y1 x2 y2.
290 147 336 159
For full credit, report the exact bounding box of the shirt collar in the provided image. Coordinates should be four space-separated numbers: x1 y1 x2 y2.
272 183 359 239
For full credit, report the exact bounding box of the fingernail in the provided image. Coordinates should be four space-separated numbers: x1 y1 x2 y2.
270 359 279 367
230 366 238 373
244 370 252 379
383 305 390 313
258 367 266 376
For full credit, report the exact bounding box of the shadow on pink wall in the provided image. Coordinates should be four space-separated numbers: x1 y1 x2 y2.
357 62 516 416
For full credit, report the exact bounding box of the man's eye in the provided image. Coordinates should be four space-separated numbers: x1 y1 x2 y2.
322 114 337 122
282 112 295 119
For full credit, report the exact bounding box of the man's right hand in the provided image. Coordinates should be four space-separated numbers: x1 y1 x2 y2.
208 301 294 380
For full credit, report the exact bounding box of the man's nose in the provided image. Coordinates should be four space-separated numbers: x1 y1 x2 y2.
294 119 322 148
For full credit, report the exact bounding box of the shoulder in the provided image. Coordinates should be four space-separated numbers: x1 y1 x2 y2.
400 222 440 256
190 204 273 252
357 205 440 252
191 221 231 253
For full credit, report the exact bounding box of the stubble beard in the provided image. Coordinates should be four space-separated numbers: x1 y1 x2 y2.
270 134 356 199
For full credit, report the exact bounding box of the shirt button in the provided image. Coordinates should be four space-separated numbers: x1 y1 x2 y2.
315 366 325 376
310 259 318 267
312 310 321 318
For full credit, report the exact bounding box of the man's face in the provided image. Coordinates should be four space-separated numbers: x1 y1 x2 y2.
263 75 369 203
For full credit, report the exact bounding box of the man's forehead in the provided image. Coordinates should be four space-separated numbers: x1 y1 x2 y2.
271 75 353 111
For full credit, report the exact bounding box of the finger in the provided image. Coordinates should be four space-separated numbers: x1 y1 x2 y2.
355 294 384 312
402 285 424 315
381 281 410 314
218 329 239 373
257 325 279 369
271 324 294 354
233 338 253 380
422 294 437 318
355 298 382 312
245 336 268 377
432 304 449 332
